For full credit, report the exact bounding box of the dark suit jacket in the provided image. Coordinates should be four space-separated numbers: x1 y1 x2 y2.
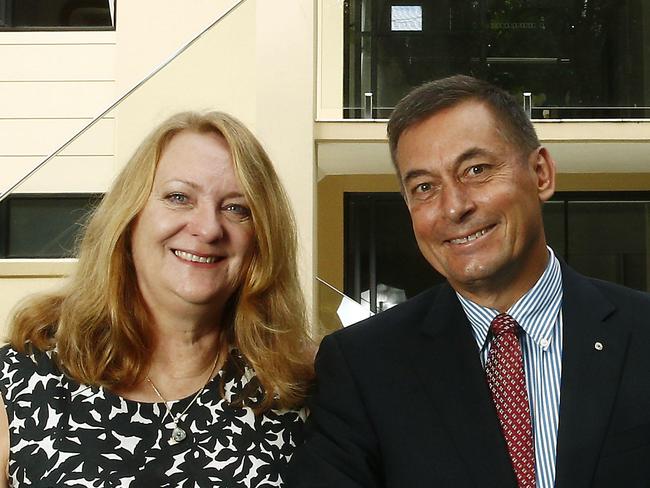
286 264 650 487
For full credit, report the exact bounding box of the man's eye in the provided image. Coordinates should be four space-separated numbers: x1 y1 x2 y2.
468 165 486 176
415 182 432 193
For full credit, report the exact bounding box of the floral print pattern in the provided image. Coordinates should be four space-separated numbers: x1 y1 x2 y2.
0 346 305 487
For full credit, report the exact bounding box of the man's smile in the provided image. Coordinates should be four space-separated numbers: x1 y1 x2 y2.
447 224 496 245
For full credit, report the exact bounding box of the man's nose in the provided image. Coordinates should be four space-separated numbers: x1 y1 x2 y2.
439 182 474 222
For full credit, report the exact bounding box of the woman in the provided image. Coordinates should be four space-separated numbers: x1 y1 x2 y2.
0 111 314 487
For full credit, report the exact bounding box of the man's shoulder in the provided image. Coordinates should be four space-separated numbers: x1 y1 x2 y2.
563 264 650 329
584 275 650 311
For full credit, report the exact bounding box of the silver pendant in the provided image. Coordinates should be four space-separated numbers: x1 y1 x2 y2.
169 426 187 445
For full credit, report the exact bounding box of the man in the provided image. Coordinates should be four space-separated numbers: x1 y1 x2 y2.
286 75 650 487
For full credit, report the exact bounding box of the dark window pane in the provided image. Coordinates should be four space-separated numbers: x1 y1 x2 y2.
567 201 649 291
1 0 114 30
343 192 650 312
345 192 445 312
3 195 100 258
345 0 650 119
543 200 566 258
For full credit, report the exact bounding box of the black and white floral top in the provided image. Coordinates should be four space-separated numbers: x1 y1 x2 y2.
0 345 306 487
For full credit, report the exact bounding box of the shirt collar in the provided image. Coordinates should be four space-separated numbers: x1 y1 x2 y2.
456 247 563 353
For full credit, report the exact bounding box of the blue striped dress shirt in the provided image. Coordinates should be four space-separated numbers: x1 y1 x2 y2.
456 247 563 488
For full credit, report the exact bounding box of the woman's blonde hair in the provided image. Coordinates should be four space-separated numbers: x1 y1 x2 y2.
9 111 314 411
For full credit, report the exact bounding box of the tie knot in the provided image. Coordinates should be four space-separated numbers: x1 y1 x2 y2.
490 313 519 336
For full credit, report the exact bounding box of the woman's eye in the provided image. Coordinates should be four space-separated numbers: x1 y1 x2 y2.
223 203 251 218
166 193 188 204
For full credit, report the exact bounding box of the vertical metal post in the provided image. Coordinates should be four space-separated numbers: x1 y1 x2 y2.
523 92 532 118
368 197 377 313
351 200 361 302
364 92 374 119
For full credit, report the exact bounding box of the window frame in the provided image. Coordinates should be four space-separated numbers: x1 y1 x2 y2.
0 0 116 32
0 193 103 259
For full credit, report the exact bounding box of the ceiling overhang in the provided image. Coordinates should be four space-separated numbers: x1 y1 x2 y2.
316 120 650 176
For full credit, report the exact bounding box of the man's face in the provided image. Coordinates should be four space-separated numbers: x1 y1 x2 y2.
396 100 555 306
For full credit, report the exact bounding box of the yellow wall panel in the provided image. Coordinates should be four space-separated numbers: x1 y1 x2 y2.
0 118 114 156
0 44 115 81
0 276 68 340
0 155 114 193
0 81 115 118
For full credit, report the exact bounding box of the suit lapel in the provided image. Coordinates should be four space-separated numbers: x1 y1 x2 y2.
555 264 630 488
410 284 518 487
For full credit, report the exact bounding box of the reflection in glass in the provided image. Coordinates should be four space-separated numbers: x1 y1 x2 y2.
344 192 445 312
391 6 422 31
1 194 100 258
0 0 115 29
345 0 650 119
567 200 649 291
343 192 650 310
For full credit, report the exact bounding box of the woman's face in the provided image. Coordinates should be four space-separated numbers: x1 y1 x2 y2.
130 130 255 318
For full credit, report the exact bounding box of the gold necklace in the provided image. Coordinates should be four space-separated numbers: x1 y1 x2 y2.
146 355 219 445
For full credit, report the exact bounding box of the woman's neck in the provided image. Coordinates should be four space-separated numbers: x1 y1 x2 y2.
118 313 225 402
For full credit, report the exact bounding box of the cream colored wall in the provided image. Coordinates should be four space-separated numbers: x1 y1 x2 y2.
0 0 316 335
0 261 76 339
0 29 116 336
0 31 116 196
114 0 241 92
255 1 316 307
318 0 344 119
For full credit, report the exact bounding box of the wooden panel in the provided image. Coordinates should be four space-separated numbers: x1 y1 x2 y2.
0 81 115 118
0 155 115 194
0 117 114 156
0 44 115 81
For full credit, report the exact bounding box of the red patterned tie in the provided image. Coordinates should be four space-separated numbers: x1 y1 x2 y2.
485 313 536 487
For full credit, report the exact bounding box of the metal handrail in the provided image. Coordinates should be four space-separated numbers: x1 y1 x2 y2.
0 0 246 203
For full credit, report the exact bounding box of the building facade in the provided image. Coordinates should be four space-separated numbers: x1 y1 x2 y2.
1 0 649 335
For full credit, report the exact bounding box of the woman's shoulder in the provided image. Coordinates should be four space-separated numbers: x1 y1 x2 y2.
221 351 307 419
0 344 66 402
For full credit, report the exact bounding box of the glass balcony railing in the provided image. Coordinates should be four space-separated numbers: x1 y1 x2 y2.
316 277 374 336
334 0 650 120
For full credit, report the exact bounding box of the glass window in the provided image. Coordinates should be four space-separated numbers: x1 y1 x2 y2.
0 0 115 30
567 200 649 290
0 0 8 27
345 0 650 119
343 191 650 312
0 194 102 258
344 192 445 311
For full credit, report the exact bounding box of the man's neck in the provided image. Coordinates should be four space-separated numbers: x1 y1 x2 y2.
453 247 551 312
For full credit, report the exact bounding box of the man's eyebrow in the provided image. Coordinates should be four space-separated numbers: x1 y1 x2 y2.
402 147 494 182
402 168 432 185
454 147 493 165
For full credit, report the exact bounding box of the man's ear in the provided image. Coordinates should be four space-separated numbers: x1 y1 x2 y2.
531 146 556 202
